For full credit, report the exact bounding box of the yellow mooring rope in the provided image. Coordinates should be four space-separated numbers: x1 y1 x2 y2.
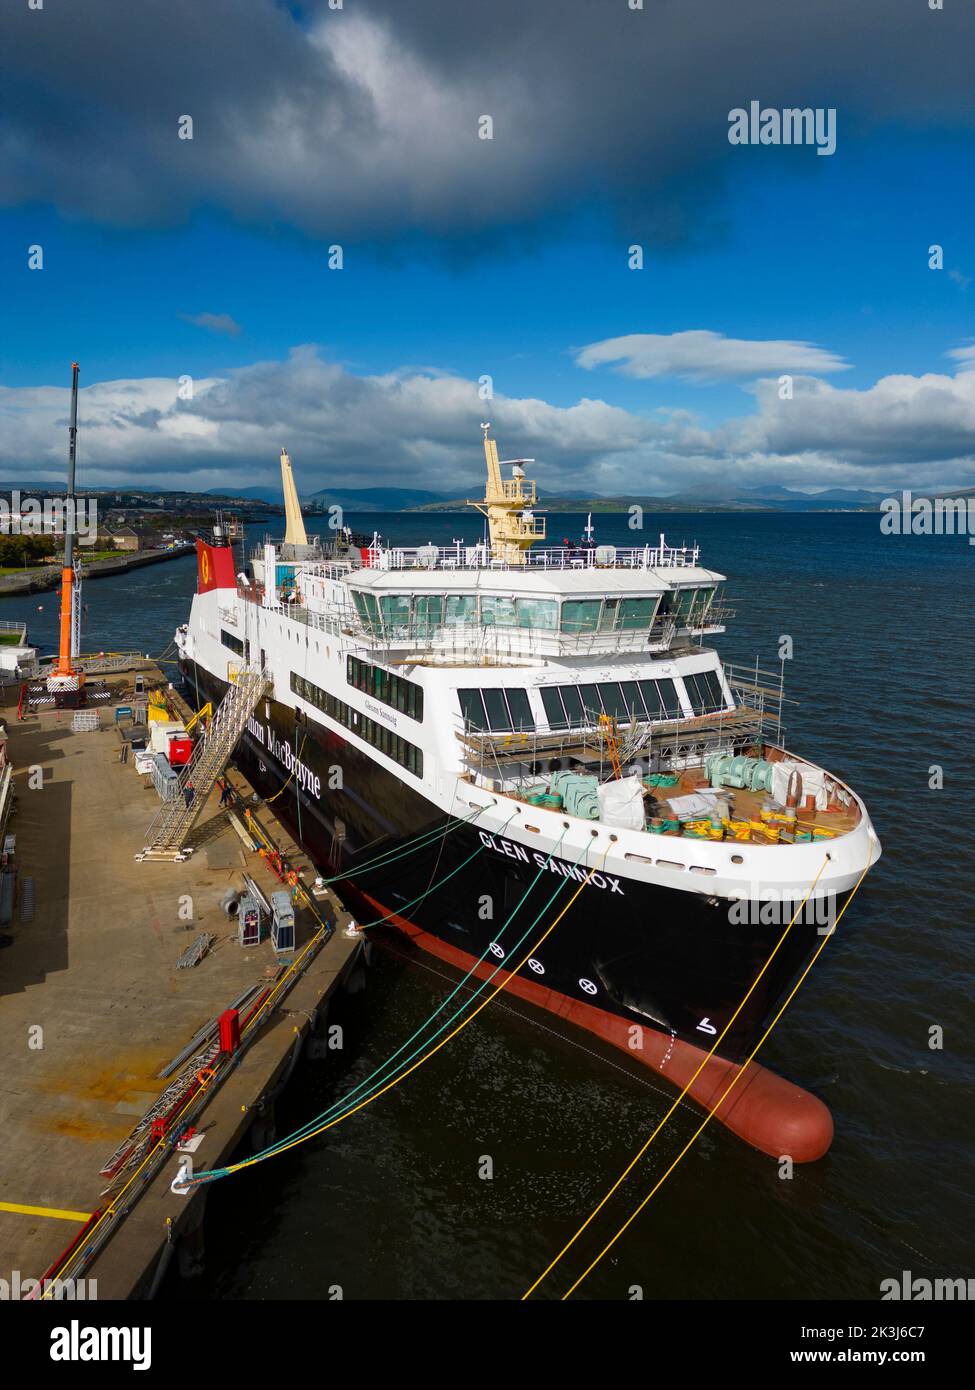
541 858 873 1300
522 854 831 1299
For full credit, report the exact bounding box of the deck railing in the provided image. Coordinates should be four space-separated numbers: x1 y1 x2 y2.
290 537 702 577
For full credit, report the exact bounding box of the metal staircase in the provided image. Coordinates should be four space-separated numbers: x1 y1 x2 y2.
137 665 271 862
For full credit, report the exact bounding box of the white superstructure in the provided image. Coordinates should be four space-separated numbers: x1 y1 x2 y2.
177 433 881 908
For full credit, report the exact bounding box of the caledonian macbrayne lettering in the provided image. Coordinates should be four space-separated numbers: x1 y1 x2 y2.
246 715 322 798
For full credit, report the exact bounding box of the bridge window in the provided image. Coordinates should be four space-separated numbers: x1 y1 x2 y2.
560 600 601 634
515 597 558 629
352 591 380 632
446 595 477 624
618 597 660 630
481 596 517 627
379 595 411 632
414 595 444 636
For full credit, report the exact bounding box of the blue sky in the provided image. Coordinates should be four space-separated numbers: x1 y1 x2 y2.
2 1 974 495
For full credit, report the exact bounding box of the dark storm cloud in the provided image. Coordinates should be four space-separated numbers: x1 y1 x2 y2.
3 1 974 242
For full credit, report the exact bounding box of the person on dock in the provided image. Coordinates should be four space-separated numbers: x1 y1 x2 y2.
219 780 234 807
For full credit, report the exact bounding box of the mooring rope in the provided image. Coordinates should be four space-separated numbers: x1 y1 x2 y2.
542 858 873 1300
187 839 603 1186
522 854 832 1299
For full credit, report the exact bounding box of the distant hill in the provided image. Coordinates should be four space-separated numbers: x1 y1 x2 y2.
207 484 453 510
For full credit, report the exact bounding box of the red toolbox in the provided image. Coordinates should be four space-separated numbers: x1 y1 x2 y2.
168 736 193 767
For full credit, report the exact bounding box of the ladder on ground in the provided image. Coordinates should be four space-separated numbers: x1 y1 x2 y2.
137 665 271 862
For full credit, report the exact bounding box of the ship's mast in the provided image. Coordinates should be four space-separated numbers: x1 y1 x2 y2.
49 362 85 701
467 424 545 565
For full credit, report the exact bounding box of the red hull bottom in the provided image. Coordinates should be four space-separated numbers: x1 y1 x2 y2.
360 891 834 1164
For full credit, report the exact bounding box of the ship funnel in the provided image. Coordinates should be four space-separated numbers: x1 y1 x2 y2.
280 448 308 548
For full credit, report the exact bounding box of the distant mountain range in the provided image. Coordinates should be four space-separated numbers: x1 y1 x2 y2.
206 484 449 510
209 482 903 512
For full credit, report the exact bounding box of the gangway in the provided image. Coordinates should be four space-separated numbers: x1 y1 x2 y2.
137 666 270 862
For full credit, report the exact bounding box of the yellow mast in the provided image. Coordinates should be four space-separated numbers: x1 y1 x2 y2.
467 423 545 565
280 448 308 548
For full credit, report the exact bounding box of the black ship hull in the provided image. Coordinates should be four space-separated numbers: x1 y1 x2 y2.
180 660 838 1070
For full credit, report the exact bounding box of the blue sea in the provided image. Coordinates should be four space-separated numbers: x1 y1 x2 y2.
4 510 971 1300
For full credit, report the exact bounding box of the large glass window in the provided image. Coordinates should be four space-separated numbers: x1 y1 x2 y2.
558 686 583 727
446 595 477 625
683 669 725 713
379 595 411 632
481 596 517 627
515 597 558 630
482 688 511 730
638 677 682 720
578 684 603 721
458 689 486 730
656 677 681 718
597 683 628 719
540 686 568 730
560 600 601 634
291 671 422 776
505 688 534 731
221 629 244 657
683 673 708 716
347 656 424 722
459 687 535 733
618 597 660 630
414 594 444 636
619 681 643 720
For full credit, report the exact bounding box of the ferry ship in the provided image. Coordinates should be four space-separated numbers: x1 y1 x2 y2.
176 430 881 1160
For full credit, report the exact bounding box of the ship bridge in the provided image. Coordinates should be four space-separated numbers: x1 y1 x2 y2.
294 552 729 663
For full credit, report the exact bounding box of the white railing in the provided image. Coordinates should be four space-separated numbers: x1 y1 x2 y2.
287 536 701 577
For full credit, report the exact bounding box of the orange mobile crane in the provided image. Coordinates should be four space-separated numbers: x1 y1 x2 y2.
47 362 85 708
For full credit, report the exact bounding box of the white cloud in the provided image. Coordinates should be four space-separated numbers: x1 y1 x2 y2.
2 347 973 496
574 331 850 381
